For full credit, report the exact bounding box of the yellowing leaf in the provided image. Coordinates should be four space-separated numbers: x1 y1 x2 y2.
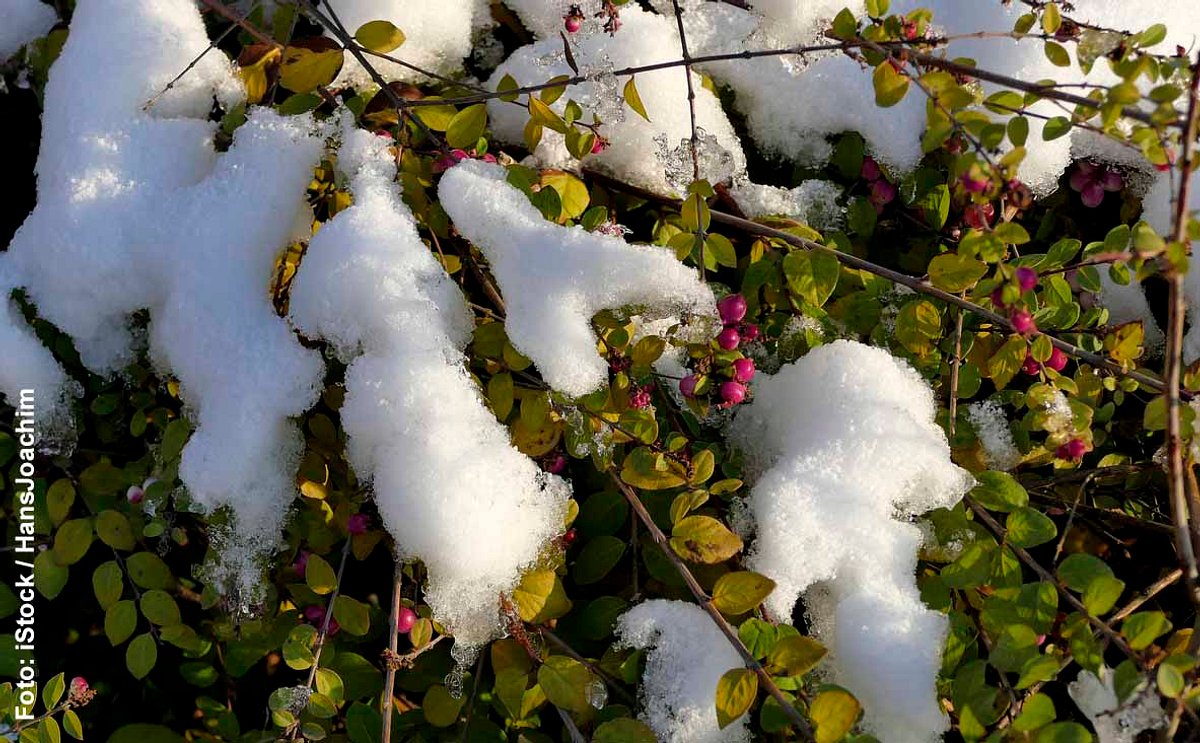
623 76 650 121
711 571 776 616
670 515 743 564
512 569 572 623
766 635 826 677
988 334 1028 391
810 688 861 743
237 44 281 105
279 38 344 94
715 668 757 729
446 104 488 149
354 20 405 54
540 171 590 220
873 61 910 107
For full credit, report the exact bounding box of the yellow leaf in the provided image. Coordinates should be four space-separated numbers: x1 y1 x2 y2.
237 44 281 105
623 76 650 121
715 668 757 729
540 170 589 220
354 19 406 53
279 38 344 93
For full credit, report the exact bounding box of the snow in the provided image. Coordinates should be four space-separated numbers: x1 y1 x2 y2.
0 0 325 602
324 0 475 87
438 159 715 397
966 400 1021 471
727 179 843 230
1069 667 1167 743
726 340 973 743
485 5 746 196
0 0 56 60
289 126 571 647
616 599 751 743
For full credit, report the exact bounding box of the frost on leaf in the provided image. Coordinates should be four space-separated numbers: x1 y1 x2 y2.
726 340 974 743
0 0 325 601
438 159 716 397
289 127 570 647
616 599 751 743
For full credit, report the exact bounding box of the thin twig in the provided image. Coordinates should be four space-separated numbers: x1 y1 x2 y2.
381 563 403 743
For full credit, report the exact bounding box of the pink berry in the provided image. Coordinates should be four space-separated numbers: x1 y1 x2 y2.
1010 309 1036 335
304 605 325 623
564 15 582 32
347 514 369 536
869 179 897 208
990 287 1007 308
591 137 606 154
732 358 756 383
1045 347 1068 372
1022 354 1042 376
69 677 89 696
1016 267 1038 292
717 294 748 325
630 385 652 409
1057 438 1087 460
717 327 741 350
740 323 760 342
720 381 747 405
327 619 340 636
396 607 417 634
545 454 567 474
961 173 989 193
860 157 881 182
679 375 699 399
126 485 144 504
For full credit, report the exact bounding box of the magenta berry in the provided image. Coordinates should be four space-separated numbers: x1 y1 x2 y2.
869 179 897 208
545 454 567 474
717 327 741 350
304 605 325 623
347 514 369 536
294 550 310 574
630 385 653 409
1015 267 1038 292
679 374 699 398
1022 355 1041 376
564 15 582 32
732 357 756 383
396 607 417 634
1010 309 1036 335
720 381 747 405
860 157 881 182
717 294 748 325
327 619 340 636
990 287 1007 309
1057 438 1087 460
1045 347 1068 372
741 323 760 342
126 485 144 504
591 137 606 154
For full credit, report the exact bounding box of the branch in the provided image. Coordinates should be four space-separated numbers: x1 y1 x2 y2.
381 563 403 743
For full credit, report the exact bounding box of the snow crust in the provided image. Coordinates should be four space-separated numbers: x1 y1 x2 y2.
0 0 56 59
0 0 324 598
727 340 973 743
438 159 715 396
616 599 751 743
289 127 570 646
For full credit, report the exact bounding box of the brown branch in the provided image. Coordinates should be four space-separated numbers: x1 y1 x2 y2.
381 563 403 743
609 473 815 740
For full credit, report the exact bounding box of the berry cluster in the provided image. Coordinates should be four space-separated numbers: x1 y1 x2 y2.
990 266 1039 336
861 156 897 212
679 294 757 409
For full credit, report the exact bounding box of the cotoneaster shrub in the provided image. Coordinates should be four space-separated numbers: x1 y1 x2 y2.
1 0 1200 742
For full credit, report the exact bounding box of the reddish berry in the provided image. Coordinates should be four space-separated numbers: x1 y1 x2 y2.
860 157 881 182
396 607 417 634
347 514 369 536
990 287 1007 308
679 374 699 398
961 173 989 193
69 677 89 696
740 323 760 342
304 605 325 623
717 294 748 325
1057 438 1087 460
732 357 756 383
720 381 747 405
562 528 577 546
963 203 994 230
591 137 606 154
717 327 741 350
869 179 897 208
294 551 310 574
1022 354 1042 376
902 19 919 40
630 385 652 409
545 454 567 474
1010 309 1036 335
1016 267 1038 292
327 619 340 636
564 15 582 32
126 485 144 504
1045 347 1068 372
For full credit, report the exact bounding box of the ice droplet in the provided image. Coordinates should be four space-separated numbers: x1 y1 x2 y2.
587 679 608 709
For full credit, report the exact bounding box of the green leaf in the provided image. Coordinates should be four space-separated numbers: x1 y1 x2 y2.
1158 662 1186 698
1041 3 1061 33
994 222 1031 245
46 480 75 526
139 589 181 625
1057 553 1113 592
766 635 826 677
1035 722 1091 743
496 73 520 102
422 684 464 727
895 299 942 356
126 632 157 679
93 560 124 609
353 20 405 53
332 595 371 636
53 518 94 566
1013 692 1055 732
108 725 184 743
1043 116 1072 140
928 253 987 292
782 249 840 307
1122 611 1172 650
714 667 757 729
712 571 776 616
670 515 743 564
106 600 138 645
528 95 568 134
126 552 174 590
305 553 338 595
1082 575 1124 616
537 655 595 714
42 672 66 708
810 687 861 743
513 568 572 623
62 710 84 740
1006 507 1057 548
446 104 488 149
34 549 70 599
1043 41 1070 67
873 62 910 107
594 718 656 742
96 510 137 551
572 535 626 585
988 335 1029 391
623 77 650 121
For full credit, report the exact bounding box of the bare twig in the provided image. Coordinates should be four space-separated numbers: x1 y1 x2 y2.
381 563 403 743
